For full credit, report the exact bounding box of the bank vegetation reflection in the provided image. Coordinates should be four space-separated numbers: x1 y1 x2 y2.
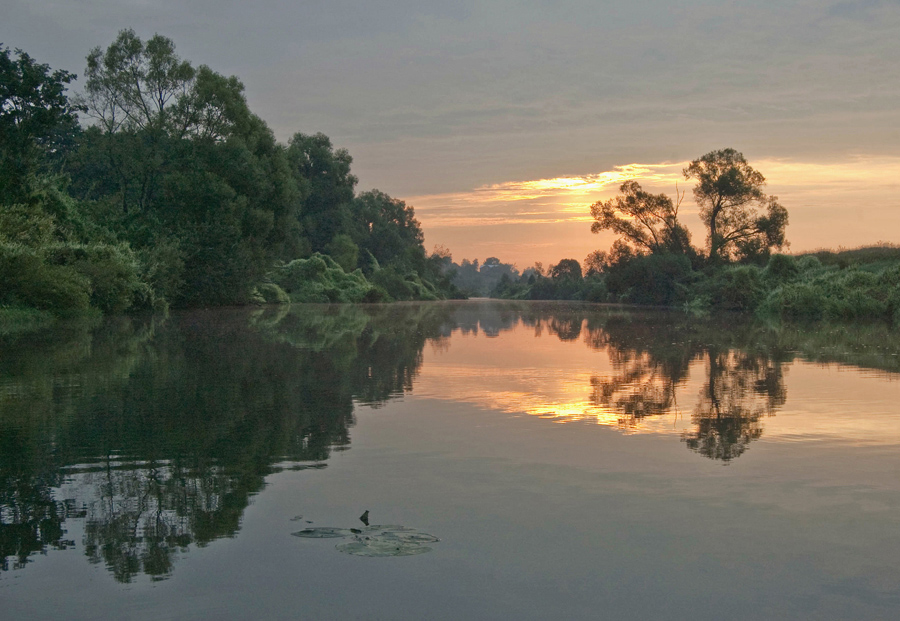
1 302 897 582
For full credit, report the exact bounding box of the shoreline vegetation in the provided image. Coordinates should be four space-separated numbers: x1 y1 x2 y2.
1 31 464 330
2 32 898 334
485 243 900 324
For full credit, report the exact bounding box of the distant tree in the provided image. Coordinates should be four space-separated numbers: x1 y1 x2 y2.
550 258 582 281
683 148 788 264
590 180 692 256
583 250 606 277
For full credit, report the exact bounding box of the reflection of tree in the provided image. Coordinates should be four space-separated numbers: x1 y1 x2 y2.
582 312 790 459
4 301 900 579
0 431 71 571
586 314 699 428
590 352 677 427
682 350 786 461
0 304 453 582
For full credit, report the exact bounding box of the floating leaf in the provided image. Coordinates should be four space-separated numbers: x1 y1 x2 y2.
291 527 354 538
292 522 440 556
336 538 433 557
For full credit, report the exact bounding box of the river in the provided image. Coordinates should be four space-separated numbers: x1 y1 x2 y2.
2 301 899 619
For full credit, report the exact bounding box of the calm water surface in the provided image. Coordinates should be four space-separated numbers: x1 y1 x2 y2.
1 301 899 619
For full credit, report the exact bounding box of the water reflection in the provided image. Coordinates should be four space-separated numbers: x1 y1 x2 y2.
0 304 453 582
1 301 898 582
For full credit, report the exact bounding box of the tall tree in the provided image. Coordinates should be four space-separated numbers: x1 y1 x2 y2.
589 180 691 256
287 132 357 254
350 189 423 271
683 148 788 264
0 46 81 204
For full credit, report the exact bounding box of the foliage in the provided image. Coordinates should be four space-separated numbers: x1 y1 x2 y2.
0 305 55 335
590 180 692 255
370 266 439 301
0 243 91 313
250 283 290 305
0 46 81 205
451 256 519 296
683 148 788 263
287 132 356 254
350 190 424 273
605 253 693 306
268 254 385 303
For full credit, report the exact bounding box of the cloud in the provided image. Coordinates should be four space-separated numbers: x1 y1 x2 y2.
408 162 686 227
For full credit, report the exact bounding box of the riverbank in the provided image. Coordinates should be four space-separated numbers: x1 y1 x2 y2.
491 245 900 324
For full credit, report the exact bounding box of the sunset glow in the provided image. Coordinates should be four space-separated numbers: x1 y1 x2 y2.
415 156 900 267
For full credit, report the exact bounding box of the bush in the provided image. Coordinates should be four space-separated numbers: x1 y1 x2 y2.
607 253 692 306
0 243 92 313
250 283 291 305
796 255 822 272
369 267 439 301
710 265 765 312
44 242 143 314
268 253 380 303
760 283 826 320
764 254 799 283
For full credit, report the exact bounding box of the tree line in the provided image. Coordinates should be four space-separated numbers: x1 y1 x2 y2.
493 150 900 323
0 31 462 319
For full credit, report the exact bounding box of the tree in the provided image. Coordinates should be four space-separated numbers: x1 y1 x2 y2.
81 29 194 135
590 180 691 256
550 258 582 281
74 30 256 216
0 45 81 204
288 132 357 254
350 189 422 270
683 148 788 264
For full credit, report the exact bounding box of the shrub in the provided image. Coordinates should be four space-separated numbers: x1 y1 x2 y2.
268 253 380 303
710 265 765 311
0 243 91 312
250 283 291 305
796 255 822 272
607 253 692 306
764 254 799 283
760 283 825 320
44 243 143 314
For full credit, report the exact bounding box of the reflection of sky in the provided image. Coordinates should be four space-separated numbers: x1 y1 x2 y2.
412 320 900 447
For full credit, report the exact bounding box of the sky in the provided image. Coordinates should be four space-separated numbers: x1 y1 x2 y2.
4 0 900 268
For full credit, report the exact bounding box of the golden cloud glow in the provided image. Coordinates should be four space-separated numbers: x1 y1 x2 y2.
414 154 900 267
408 155 900 229
407 162 686 227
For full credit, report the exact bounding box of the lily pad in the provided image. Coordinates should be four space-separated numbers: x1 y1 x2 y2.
291 527 354 538
292 521 440 556
381 531 440 544
336 538 433 557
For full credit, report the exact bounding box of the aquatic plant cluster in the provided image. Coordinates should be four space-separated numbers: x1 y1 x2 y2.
292 524 441 557
0 33 461 321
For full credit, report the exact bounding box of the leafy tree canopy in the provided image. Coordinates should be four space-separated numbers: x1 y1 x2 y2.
590 180 690 256
0 45 81 203
683 148 788 263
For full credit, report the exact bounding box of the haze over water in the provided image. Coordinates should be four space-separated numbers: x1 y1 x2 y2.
2 301 899 619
